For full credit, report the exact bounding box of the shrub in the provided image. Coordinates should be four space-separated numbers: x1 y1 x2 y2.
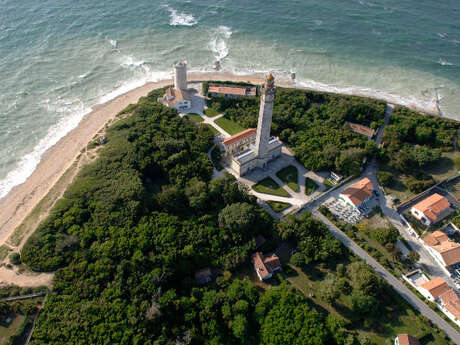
9 253 20 265
377 171 394 187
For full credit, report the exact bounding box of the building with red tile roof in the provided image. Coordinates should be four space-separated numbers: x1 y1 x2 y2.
394 334 419 345
251 252 282 281
222 128 257 155
422 230 460 271
208 83 257 98
347 122 375 139
419 277 451 301
411 193 452 226
159 87 191 111
339 178 375 210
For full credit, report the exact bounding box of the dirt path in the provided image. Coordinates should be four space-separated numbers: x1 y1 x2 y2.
0 267 53 288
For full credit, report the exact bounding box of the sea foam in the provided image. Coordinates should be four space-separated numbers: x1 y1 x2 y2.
209 26 232 61
0 99 91 199
165 6 197 26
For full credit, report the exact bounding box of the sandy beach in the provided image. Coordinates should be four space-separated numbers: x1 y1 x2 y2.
0 71 441 262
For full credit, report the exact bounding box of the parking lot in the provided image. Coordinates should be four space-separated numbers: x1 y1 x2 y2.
323 196 378 224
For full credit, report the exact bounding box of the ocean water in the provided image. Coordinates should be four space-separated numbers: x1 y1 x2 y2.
0 0 459 198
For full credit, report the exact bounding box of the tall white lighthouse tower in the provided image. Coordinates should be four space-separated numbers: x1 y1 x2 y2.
173 60 187 90
254 73 277 162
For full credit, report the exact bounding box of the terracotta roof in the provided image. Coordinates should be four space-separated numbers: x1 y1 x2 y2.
420 277 451 298
264 254 281 271
396 334 419 345
252 252 271 280
222 128 257 147
423 230 449 246
251 252 281 280
347 122 375 138
423 231 460 267
208 84 257 96
165 87 190 105
341 178 374 207
439 289 459 305
438 288 460 319
412 193 451 222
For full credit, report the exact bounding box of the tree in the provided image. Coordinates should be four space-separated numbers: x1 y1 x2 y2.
256 284 330 345
318 273 340 304
376 171 394 187
185 177 208 211
290 252 306 267
351 290 377 316
218 203 256 236
347 262 383 297
9 253 20 265
407 250 420 264
231 314 248 340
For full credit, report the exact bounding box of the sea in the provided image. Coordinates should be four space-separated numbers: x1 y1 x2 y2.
0 0 459 198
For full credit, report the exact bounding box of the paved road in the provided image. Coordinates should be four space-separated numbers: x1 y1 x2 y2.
313 210 460 344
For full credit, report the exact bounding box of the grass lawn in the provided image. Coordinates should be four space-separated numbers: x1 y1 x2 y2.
0 314 25 344
425 150 460 182
380 166 416 203
381 151 460 203
214 117 245 136
305 177 319 195
200 124 219 135
186 113 204 123
266 201 291 213
445 179 460 200
252 177 291 198
204 107 221 117
276 166 299 192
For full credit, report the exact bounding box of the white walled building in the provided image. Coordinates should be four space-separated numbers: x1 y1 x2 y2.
338 178 375 211
159 60 191 111
422 230 460 275
411 193 452 226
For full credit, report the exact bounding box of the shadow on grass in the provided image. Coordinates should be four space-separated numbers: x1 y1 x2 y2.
425 156 454 176
300 264 325 282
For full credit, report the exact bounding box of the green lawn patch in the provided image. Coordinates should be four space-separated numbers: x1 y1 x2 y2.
214 117 245 136
266 201 291 213
252 177 290 198
204 107 221 117
199 124 219 135
305 177 319 195
276 166 299 192
186 113 204 123
0 315 25 344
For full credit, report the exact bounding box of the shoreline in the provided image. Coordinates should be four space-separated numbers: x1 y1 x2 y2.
0 71 446 254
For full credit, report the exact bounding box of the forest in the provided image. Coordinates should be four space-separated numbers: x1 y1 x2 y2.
206 87 386 176
19 88 351 345
14 85 454 344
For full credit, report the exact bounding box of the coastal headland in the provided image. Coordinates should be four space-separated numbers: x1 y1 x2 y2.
0 71 444 265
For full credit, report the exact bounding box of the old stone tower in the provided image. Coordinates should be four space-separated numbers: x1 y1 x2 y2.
173 60 187 90
254 73 276 163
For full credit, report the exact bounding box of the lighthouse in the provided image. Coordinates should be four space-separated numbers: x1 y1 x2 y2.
254 73 277 163
173 60 187 91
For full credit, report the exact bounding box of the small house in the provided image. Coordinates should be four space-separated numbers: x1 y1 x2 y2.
251 252 281 281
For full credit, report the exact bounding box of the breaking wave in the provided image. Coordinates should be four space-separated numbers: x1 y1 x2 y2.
209 26 232 61
165 6 197 26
